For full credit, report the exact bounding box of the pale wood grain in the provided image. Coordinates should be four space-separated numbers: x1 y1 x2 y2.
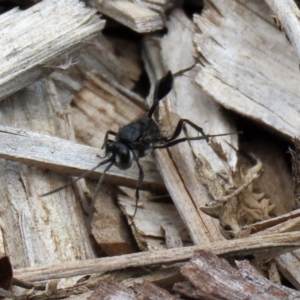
71 71 147 149
194 0 300 139
118 192 191 251
91 184 137 255
50 33 143 106
0 125 164 191
0 78 95 290
193 0 300 289
97 0 163 32
143 9 238 245
276 252 300 290
0 0 105 101
265 0 300 61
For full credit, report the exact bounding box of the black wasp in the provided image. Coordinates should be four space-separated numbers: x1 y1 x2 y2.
43 70 236 221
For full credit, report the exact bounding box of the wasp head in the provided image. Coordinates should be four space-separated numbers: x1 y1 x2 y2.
106 141 133 170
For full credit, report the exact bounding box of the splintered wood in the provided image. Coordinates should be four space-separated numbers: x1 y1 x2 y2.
173 250 300 300
118 191 191 251
191 0 300 291
0 79 96 291
2 0 300 298
0 0 105 101
0 125 162 191
194 0 300 138
97 0 163 33
265 0 300 60
88 280 176 300
143 9 238 245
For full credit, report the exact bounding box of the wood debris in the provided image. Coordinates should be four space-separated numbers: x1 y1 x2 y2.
91 184 137 256
14 232 300 282
0 125 162 191
97 0 164 33
118 191 191 251
0 0 105 101
198 157 276 239
194 0 300 138
88 280 136 299
173 250 300 300
1 0 300 298
0 79 96 291
142 9 238 245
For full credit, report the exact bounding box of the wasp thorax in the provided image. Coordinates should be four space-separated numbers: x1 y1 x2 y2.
106 141 133 170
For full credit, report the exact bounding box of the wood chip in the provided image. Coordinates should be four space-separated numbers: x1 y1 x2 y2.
87 280 135 300
71 71 147 149
97 0 163 33
91 184 137 256
51 33 143 106
173 249 300 300
118 193 191 251
265 0 300 61
0 78 95 289
133 280 176 299
194 0 300 138
123 264 183 289
276 251 300 290
0 0 105 101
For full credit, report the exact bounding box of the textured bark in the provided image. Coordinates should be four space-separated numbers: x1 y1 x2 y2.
173 250 300 300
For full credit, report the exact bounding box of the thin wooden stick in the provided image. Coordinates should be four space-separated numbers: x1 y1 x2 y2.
14 232 300 282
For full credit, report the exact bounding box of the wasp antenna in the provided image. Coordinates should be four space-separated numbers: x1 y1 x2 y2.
173 62 196 77
148 71 174 118
41 158 113 197
88 160 114 233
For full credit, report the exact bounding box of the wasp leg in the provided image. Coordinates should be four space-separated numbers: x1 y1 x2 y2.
131 154 144 219
98 139 117 158
163 119 208 143
172 63 196 77
154 132 238 149
101 130 117 149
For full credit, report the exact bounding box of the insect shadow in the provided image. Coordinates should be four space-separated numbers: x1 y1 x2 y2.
42 69 237 225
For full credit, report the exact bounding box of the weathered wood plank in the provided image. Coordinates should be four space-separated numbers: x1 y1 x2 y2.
143 9 238 245
0 125 164 191
265 0 300 61
97 0 163 33
194 0 300 139
0 0 105 101
0 78 95 290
